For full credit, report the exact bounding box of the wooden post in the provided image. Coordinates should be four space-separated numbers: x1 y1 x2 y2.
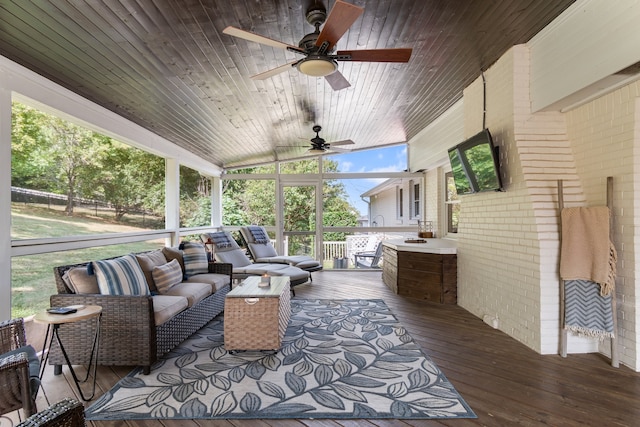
607 176 619 368
558 180 567 358
559 177 618 367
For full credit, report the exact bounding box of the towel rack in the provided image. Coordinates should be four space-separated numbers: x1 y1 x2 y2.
557 177 619 367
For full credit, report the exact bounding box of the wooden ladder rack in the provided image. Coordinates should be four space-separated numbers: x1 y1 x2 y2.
558 177 619 367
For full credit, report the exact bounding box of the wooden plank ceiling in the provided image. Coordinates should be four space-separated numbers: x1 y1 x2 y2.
0 0 575 169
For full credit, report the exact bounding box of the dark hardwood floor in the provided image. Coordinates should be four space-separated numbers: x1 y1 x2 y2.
11 271 640 427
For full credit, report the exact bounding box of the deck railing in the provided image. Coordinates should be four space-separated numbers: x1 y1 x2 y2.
323 241 348 259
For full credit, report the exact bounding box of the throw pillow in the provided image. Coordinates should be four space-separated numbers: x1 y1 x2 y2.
136 249 168 293
162 246 186 273
93 254 150 296
182 241 209 277
62 266 100 294
152 259 183 293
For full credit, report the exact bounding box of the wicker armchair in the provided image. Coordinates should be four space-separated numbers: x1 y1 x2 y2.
17 398 85 427
0 318 41 418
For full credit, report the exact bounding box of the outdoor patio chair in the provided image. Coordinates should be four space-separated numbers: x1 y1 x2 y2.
239 226 323 275
17 397 85 427
203 231 310 292
354 241 384 269
0 318 41 418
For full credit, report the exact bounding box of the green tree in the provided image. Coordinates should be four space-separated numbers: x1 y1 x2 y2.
47 118 107 214
222 159 359 243
11 101 167 222
180 165 212 227
99 142 165 220
11 102 51 189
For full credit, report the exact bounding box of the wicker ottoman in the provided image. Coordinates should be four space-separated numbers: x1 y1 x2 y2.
224 276 291 351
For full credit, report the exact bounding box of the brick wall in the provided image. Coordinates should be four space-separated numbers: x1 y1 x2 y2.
411 43 639 369
565 81 640 369
458 45 594 354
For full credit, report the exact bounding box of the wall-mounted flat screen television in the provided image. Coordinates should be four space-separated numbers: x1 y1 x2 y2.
447 129 503 194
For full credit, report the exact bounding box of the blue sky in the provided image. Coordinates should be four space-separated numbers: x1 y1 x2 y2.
328 145 407 216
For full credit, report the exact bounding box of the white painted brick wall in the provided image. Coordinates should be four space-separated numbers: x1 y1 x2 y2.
565 81 640 370
458 45 596 355
410 44 639 369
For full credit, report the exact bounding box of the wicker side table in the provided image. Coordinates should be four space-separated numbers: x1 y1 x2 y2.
224 276 291 351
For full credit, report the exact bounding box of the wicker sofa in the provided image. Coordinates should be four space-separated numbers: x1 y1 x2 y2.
50 244 232 374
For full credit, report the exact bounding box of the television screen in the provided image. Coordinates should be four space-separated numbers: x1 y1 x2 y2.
448 148 472 195
447 129 502 194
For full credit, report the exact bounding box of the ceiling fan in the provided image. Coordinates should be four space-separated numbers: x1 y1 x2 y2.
277 125 354 156
223 0 412 91
305 125 354 154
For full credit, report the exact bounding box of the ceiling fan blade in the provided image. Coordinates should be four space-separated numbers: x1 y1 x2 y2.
329 139 355 146
328 146 351 153
337 48 413 63
223 26 304 53
316 0 364 51
250 61 298 80
325 70 351 91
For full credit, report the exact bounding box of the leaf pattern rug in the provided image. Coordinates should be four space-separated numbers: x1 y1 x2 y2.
85 299 476 420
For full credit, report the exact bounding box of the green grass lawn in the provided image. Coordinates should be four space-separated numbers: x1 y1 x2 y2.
11 204 162 318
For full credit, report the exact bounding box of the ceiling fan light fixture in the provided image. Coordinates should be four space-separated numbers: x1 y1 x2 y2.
307 147 326 154
297 56 337 77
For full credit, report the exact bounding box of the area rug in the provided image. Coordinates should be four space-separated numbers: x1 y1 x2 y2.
85 299 476 420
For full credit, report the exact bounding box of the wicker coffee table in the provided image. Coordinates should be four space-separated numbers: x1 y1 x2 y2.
224 276 291 351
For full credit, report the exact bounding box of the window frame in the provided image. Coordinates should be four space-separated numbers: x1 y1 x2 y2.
445 171 459 234
409 179 421 220
396 186 404 219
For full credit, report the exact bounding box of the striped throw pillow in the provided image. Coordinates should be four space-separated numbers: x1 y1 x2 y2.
152 259 183 293
93 254 150 296
182 242 209 277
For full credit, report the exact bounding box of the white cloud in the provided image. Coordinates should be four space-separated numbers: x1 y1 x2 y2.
340 161 353 171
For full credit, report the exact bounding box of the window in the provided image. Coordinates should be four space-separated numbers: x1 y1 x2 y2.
445 172 459 234
410 180 421 219
396 187 404 219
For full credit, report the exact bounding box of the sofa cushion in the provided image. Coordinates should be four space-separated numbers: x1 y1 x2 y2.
182 242 209 277
151 295 188 326
162 247 186 274
163 282 211 307
93 254 150 296
184 272 231 292
152 259 183 293
135 250 167 292
63 266 100 294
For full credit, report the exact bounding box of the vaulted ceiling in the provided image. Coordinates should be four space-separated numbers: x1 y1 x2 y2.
0 0 575 169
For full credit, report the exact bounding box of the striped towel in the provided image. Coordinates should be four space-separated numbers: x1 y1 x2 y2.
564 279 614 339
209 232 233 248
247 226 270 244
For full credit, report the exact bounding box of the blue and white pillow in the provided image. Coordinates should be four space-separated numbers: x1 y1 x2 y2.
93 254 150 296
182 242 209 277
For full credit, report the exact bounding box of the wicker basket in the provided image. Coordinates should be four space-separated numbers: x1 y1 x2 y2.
224 276 291 351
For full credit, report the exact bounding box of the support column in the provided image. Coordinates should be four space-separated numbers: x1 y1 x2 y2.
165 158 180 247
0 80 12 320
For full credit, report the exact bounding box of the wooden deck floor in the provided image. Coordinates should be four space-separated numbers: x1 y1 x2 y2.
10 271 640 427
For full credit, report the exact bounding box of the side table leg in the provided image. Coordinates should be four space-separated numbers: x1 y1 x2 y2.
38 324 53 382
51 316 101 401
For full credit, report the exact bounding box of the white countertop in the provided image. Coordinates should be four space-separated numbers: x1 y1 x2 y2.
383 238 457 254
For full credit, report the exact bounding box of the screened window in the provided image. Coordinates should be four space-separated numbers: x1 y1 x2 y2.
410 180 421 219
